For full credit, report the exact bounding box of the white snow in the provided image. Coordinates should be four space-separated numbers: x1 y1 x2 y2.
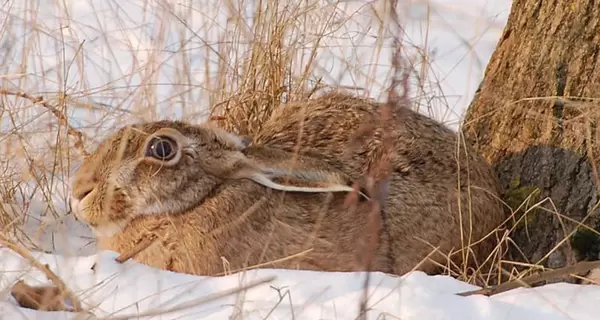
2 0 599 319
0 248 598 320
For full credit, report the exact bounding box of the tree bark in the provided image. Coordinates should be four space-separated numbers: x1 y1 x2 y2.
463 0 600 280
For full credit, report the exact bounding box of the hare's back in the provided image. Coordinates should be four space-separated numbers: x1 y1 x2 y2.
253 92 505 263
254 92 479 182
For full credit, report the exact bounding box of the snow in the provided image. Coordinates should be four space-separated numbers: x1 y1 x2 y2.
1 0 599 319
1 248 598 320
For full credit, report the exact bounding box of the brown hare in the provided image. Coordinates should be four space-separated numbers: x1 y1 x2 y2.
70 93 505 277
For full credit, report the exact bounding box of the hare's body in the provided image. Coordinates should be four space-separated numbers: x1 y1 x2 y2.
73 130 395 275
71 92 505 277
99 156 393 275
254 92 506 273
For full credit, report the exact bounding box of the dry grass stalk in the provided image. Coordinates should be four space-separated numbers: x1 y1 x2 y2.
213 249 315 277
95 276 276 320
354 1 407 318
206 0 329 136
87 234 159 273
114 234 159 264
457 259 600 297
0 89 88 157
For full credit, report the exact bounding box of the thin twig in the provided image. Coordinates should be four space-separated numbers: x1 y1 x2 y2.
89 235 158 272
115 235 158 263
355 0 407 318
0 89 88 156
214 248 314 276
457 260 600 297
96 276 275 320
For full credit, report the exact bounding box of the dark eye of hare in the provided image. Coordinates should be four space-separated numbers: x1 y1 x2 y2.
146 136 177 161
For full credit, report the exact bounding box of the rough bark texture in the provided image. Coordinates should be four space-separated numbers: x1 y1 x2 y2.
463 0 600 280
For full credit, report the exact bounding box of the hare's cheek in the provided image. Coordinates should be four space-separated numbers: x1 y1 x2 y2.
107 191 133 221
76 201 103 227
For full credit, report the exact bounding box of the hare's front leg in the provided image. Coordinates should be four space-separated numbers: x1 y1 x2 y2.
97 222 178 273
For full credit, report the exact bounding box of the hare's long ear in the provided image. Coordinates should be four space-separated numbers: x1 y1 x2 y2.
203 126 367 198
231 162 369 198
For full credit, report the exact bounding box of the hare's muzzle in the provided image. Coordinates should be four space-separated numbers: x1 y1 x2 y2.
69 187 96 225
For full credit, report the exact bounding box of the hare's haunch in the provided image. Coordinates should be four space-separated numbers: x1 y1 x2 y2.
71 92 505 276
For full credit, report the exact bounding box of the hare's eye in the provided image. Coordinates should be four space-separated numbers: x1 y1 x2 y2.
146 136 177 161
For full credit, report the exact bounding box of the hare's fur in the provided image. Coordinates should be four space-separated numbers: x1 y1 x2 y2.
71 92 505 276
255 92 506 267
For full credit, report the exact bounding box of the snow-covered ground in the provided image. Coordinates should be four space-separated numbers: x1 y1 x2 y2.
2 0 599 319
1 249 599 320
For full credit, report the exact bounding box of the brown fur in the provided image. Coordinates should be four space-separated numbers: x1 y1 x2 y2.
70 93 505 277
253 92 507 273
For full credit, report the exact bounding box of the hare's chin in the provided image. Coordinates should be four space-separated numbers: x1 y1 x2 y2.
90 220 128 238
70 197 82 218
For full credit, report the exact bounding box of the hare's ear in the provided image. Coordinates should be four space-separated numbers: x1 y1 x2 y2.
202 125 366 198
232 163 368 198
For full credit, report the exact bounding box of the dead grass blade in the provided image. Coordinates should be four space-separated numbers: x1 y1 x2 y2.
0 89 88 156
96 276 275 320
353 0 410 318
457 260 600 297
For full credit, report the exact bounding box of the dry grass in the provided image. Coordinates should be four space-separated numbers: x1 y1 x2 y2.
2 0 588 318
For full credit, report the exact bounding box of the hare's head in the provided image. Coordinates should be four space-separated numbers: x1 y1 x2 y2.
70 120 358 237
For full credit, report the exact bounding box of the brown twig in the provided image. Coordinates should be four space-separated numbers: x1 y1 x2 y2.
96 276 276 320
0 233 83 311
457 260 600 297
90 234 158 272
115 234 158 263
0 89 89 156
354 1 409 318
213 248 314 276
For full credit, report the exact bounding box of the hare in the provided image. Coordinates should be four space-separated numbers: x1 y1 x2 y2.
71 121 394 275
70 93 505 277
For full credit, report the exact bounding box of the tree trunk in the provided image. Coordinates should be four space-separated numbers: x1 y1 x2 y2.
463 0 600 281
